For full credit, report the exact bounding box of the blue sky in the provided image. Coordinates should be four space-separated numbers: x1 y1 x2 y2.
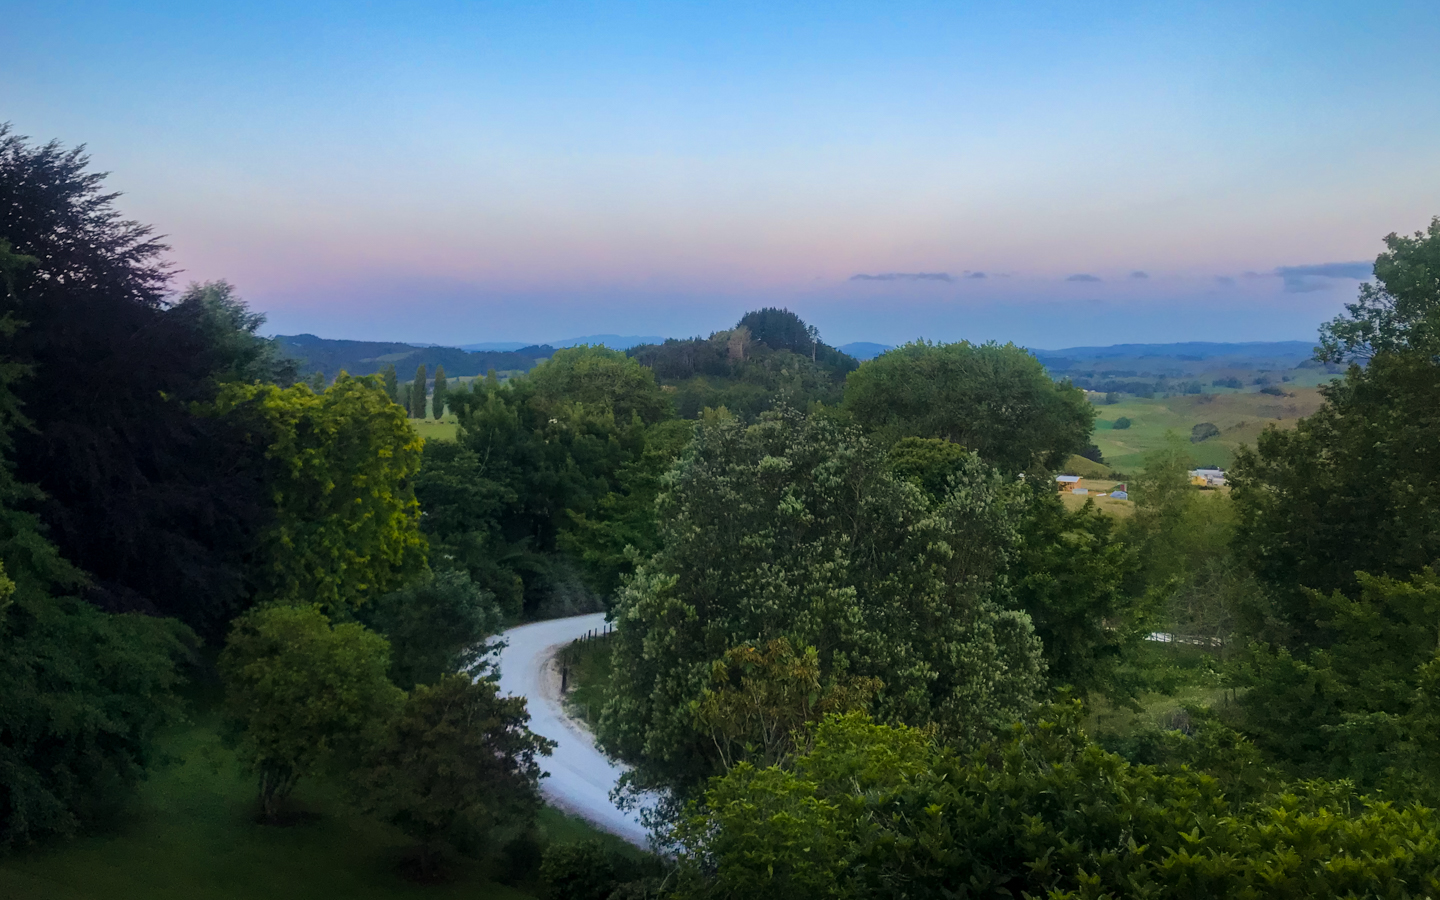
5 1 1438 347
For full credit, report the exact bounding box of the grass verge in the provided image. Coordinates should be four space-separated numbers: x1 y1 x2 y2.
0 709 624 899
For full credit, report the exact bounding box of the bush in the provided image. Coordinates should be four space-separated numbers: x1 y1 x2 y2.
498 829 547 884
1190 422 1221 443
1212 376 1243 389
1078 443 1105 464
540 840 660 900
674 706 1440 899
1112 417 1132 429
1260 385 1286 396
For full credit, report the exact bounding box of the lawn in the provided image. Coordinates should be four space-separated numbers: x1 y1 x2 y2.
1089 386 1325 474
0 711 620 899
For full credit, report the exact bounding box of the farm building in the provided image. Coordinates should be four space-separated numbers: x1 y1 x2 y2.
1056 474 1082 492
1189 467 1226 488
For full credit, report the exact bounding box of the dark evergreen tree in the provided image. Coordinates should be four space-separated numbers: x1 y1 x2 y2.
432 364 447 420
411 364 427 418
0 125 276 634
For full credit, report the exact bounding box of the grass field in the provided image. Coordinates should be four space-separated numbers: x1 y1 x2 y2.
0 710 622 899
1088 386 1325 474
411 416 459 442
562 634 616 733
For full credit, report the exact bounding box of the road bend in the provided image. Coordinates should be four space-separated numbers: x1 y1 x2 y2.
495 613 651 848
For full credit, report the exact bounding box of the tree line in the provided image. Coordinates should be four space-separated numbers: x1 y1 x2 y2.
0 127 551 877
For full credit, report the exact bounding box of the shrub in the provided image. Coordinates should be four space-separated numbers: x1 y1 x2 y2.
1112 417 1132 429
1190 422 1221 443
1260 385 1286 396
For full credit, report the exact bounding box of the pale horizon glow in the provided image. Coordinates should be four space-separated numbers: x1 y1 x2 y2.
5 1 1438 348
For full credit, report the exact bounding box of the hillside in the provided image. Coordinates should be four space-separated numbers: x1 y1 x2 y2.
276 334 553 380
1090 386 1326 473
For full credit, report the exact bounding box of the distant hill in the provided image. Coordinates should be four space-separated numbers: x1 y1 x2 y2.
276 334 553 380
838 341 893 360
1033 340 1315 362
461 334 665 352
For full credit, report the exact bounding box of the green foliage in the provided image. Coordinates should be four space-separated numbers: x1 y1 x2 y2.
695 638 880 771
0 584 192 848
1190 421 1220 442
560 418 694 597
381 363 399 402
216 375 427 612
541 839 660 900
354 674 553 879
1012 489 1141 700
674 706 1440 899
1113 415 1131 428
1320 216 1440 362
410 365 427 418
629 311 856 421
1235 569 1440 787
432 364 447 419
357 568 503 691
0 128 305 633
1230 352 1440 647
219 604 403 821
843 340 1095 472
420 346 677 613
885 435 972 498
599 409 1045 792
524 345 674 426
169 280 299 385
736 307 815 355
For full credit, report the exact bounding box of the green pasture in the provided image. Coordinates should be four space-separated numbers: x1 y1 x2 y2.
0 712 616 900
1089 386 1324 473
412 416 459 442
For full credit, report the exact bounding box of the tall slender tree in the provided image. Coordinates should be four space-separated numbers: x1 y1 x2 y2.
382 364 399 402
411 364 427 418
432 365 447 420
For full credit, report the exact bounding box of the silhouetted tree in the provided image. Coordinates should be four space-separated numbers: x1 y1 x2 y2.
432 364 447 419
382 363 399 402
411 364 427 418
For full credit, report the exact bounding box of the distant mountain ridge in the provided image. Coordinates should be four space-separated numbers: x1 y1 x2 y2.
1032 340 1315 359
276 334 553 380
460 334 665 351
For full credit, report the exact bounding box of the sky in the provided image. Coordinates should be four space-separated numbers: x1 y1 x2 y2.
5 1 1439 349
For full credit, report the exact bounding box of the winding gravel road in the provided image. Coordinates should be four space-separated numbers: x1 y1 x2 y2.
495 613 652 848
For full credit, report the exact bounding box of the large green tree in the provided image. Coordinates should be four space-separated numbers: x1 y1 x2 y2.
1319 216 1440 362
1230 223 1440 649
355 674 553 878
888 436 1140 700
598 409 1045 793
0 202 193 848
357 568 503 691
0 127 287 634
215 375 427 612
220 603 403 822
843 340 1094 472
419 347 676 614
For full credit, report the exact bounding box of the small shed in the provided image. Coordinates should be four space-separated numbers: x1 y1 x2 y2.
1056 475 1082 492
